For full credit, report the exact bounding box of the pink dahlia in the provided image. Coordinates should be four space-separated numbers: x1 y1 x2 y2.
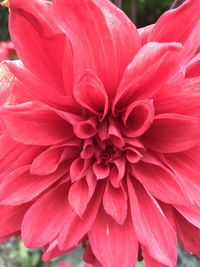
0 0 200 266
0 41 15 61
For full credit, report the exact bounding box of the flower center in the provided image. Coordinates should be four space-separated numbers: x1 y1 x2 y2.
100 143 116 163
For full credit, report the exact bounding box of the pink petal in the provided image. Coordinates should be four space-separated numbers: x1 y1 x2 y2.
6 61 78 109
22 184 71 247
68 173 96 217
143 113 200 153
164 147 200 206
93 162 110 180
132 160 187 205
73 118 98 139
154 78 200 117
0 204 29 237
138 24 154 46
31 146 65 175
58 182 104 250
80 139 95 160
103 181 127 225
175 210 200 257
0 164 67 205
128 178 177 266
0 102 73 145
175 205 200 228
113 42 183 113
109 157 126 188
9 0 68 91
122 99 154 137
148 0 200 60
0 63 14 105
73 71 108 119
89 207 138 267
54 0 140 98
70 157 90 182
186 53 200 78
143 247 170 267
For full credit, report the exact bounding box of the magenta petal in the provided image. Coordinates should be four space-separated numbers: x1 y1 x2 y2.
143 247 169 267
68 174 96 217
0 102 73 145
132 160 187 205
186 53 200 78
9 0 67 91
22 184 71 247
148 0 200 60
73 118 98 139
113 42 183 113
128 178 177 266
143 113 200 153
93 162 110 180
154 78 200 117
122 99 154 137
58 183 104 250
6 61 78 109
70 157 90 182
103 181 127 224
0 63 14 105
74 71 108 119
175 211 200 257
31 145 65 175
89 207 138 267
0 204 29 237
175 205 200 228
54 0 140 98
0 165 67 205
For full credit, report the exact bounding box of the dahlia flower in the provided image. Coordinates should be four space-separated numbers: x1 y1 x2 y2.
0 0 200 266
0 41 15 61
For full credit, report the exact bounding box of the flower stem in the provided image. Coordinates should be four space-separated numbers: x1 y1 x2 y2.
171 0 186 9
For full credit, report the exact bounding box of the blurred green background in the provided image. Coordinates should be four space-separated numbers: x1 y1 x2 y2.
0 0 200 266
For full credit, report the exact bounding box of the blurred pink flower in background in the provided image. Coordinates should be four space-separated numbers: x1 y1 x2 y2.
0 41 15 61
0 0 200 267
56 262 72 267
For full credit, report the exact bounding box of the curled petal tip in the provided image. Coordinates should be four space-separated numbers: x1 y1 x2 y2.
1 0 10 8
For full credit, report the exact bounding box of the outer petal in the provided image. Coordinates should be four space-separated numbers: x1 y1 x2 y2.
0 102 73 145
0 63 14 106
154 78 200 117
54 0 140 98
0 204 29 237
89 207 138 267
175 210 200 257
0 164 67 205
6 60 78 109
103 181 127 224
148 0 200 60
128 178 177 266
22 184 71 247
132 161 187 205
186 53 200 78
143 113 200 153
143 247 170 267
58 182 105 250
113 42 183 113
9 0 69 91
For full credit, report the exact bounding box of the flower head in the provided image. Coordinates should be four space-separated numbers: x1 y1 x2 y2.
0 0 200 266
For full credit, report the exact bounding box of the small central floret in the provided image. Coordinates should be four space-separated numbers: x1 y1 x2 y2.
100 143 116 163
